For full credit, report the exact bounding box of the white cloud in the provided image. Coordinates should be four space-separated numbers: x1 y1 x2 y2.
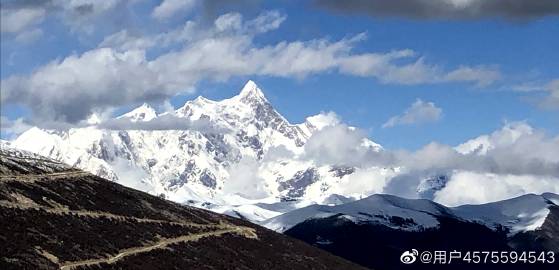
305 111 341 130
333 167 396 198
510 78 559 110
223 157 269 199
3 11 499 124
383 99 443 128
14 28 43 43
400 122 559 176
51 0 125 33
0 116 33 139
293 117 559 204
308 121 559 204
1 0 132 37
100 30 158 51
1 48 163 122
0 8 45 33
111 158 153 193
152 0 197 20
540 79 559 109
97 113 227 133
303 124 389 167
390 122 559 204
443 65 501 87
434 171 559 206
455 121 534 155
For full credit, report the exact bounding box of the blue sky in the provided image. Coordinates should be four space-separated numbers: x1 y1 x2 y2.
1 0 558 149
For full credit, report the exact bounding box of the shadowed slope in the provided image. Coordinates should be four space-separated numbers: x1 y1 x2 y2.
0 147 366 270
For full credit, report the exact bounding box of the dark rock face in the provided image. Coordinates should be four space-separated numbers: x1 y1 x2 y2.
88 140 113 162
204 133 230 163
199 169 217 189
279 168 320 199
285 213 559 270
417 174 449 199
329 166 355 178
0 149 365 270
236 131 264 159
172 160 197 188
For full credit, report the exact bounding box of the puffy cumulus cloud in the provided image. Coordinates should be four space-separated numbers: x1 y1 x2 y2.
434 171 559 206
2 11 499 124
303 124 392 167
304 121 559 204
455 121 534 155
1 49 165 123
458 122 559 175
314 0 559 20
285 118 557 203
152 0 197 20
110 158 154 193
223 157 269 199
401 122 559 177
391 122 559 204
333 167 397 198
383 99 443 128
304 111 341 130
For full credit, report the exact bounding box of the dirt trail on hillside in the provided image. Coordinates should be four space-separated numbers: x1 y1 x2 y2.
0 170 259 270
59 225 257 270
0 200 216 228
0 171 91 182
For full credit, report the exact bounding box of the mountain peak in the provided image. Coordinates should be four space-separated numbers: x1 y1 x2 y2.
119 103 157 122
236 80 267 102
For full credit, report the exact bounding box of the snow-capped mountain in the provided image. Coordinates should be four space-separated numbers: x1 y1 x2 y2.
10 80 382 210
265 192 559 269
262 194 446 232
118 103 158 122
262 192 559 235
453 192 559 234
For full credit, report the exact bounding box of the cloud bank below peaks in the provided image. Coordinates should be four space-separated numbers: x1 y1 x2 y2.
301 120 559 205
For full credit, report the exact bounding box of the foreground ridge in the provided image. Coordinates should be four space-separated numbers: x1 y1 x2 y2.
0 147 365 270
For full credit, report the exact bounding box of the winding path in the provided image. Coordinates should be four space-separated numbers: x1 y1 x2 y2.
59 225 257 270
0 170 259 270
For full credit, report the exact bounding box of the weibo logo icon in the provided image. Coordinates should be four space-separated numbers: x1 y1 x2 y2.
400 249 418 264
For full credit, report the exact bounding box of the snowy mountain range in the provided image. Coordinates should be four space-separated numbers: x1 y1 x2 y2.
7 81 558 234
9 80 384 212
272 193 559 269
263 192 559 235
3 137 557 270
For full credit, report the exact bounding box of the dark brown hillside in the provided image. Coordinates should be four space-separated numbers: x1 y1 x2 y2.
0 148 367 270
